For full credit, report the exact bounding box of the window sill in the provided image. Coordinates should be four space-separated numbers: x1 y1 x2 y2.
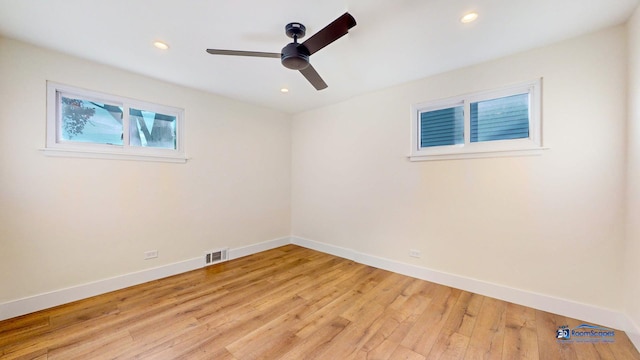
408 147 548 162
40 148 188 163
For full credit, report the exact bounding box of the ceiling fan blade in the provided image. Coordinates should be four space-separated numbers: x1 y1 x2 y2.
299 64 328 90
206 49 280 58
301 12 356 55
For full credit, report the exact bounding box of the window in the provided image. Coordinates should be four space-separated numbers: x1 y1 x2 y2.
45 82 185 162
410 79 543 161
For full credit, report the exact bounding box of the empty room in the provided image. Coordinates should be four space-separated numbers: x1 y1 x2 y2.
1 0 640 359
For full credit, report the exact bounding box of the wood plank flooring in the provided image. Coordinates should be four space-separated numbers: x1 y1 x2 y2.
1 245 638 359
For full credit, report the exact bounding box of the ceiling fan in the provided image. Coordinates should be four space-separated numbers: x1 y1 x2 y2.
206 12 356 90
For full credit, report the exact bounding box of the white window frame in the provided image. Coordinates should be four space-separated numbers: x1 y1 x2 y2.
44 82 186 163
409 79 545 161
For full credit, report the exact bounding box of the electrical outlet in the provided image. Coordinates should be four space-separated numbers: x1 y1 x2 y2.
144 250 158 260
409 249 421 258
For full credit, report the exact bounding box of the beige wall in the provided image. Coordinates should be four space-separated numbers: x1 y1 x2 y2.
292 26 628 310
0 38 292 303
626 5 640 333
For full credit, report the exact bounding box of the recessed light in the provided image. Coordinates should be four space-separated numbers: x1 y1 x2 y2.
153 41 169 50
460 12 478 23
280 88 289 93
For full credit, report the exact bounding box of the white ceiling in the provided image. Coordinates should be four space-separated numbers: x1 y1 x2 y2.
0 0 638 113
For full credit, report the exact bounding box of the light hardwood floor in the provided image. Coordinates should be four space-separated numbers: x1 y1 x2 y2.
1 245 638 359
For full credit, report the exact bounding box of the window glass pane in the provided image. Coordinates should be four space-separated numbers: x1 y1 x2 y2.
60 96 123 145
471 93 529 143
420 106 464 148
129 108 176 149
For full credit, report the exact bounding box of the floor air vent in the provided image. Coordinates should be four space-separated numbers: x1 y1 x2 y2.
204 248 229 266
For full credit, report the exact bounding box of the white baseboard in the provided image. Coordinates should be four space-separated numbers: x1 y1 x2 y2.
0 257 202 322
291 236 630 333
0 236 291 321
624 316 640 352
228 236 291 260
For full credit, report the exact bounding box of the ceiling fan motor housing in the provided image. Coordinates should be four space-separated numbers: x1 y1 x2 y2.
281 42 310 70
